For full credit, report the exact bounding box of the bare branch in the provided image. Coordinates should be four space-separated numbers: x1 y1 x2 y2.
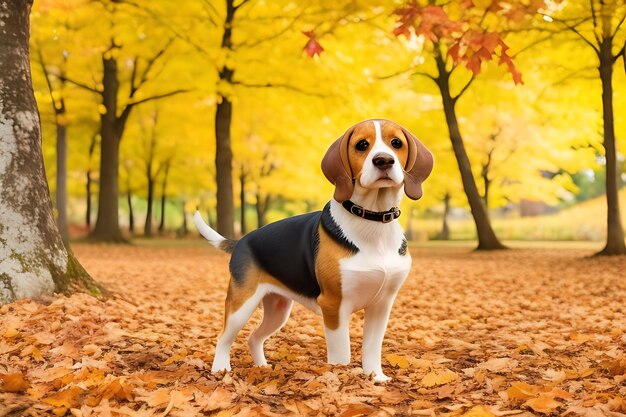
452 75 474 102
612 12 626 40
34 45 60 113
235 10 305 49
131 38 176 98
128 89 190 108
233 0 251 11
542 13 600 55
511 33 557 58
59 75 100 94
614 42 625 63
231 81 326 97
589 0 602 45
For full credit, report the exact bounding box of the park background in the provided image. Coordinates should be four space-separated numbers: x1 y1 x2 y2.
28 0 626 250
2 0 626 416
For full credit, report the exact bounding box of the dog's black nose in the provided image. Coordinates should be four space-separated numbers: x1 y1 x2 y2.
372 153 395 170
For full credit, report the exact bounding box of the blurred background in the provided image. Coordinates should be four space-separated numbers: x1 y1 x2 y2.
30 0 626 247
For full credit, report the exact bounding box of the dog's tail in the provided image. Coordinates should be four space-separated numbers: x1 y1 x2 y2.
193 211 237 253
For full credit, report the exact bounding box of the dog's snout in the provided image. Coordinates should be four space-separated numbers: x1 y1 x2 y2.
372 153 395 170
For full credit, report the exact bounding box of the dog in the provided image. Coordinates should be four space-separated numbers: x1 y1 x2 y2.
194 119 433 382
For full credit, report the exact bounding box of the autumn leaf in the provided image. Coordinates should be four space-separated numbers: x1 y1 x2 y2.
385 353 410 369
461 406 497 417
524 394 562 414
162 347 188 365
0 372 30 392
302 31 324 57
422 369 458 387
505 381 538 400
42 386 84 408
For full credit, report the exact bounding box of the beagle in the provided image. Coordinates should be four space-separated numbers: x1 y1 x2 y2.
194 119 433 382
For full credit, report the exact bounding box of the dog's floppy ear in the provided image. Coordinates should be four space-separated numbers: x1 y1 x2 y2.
401 127 434 200
321 127 354 203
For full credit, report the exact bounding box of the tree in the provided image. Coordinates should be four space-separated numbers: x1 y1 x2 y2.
544 1 626 255
387 2 549 249
0 0 102 304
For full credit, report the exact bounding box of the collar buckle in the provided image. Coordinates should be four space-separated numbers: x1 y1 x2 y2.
382 212 394 223
350 204 365 217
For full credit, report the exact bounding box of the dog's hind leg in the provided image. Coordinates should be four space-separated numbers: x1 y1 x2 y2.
248 293 293 366
212 284 266 373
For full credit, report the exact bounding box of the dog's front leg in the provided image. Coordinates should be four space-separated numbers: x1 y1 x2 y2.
362 294 398 382
320 301 351 365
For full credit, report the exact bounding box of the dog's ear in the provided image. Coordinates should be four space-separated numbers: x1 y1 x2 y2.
401 127 434 200
321 128 354 203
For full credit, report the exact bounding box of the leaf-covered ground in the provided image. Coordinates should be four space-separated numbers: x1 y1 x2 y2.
1 243 625 416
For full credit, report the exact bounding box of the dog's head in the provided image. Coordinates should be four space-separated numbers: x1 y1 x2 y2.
321 119 434 202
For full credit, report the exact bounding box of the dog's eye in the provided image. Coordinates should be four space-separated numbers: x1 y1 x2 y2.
355 139 369 152
391 138 403 149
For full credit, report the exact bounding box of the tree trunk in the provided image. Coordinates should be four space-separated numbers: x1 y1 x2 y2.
86 133 97 230
240 171 247 235
159 161 170 234
86 170 92 229
214 0 236 239
126 186 134 234
91 55 124 242
435 55 505 250
436 193 451 240
596 37 626 255
0 0 103 304
144 171 154 237
55 108 69 245
180 200 188 236
256 191 270 228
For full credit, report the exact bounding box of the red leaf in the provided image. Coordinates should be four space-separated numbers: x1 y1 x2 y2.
302 31 324 58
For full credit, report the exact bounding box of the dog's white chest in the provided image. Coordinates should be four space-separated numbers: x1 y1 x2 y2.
339 247 411 312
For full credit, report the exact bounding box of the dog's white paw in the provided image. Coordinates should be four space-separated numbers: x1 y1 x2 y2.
211 363 231 374
364 369 391 383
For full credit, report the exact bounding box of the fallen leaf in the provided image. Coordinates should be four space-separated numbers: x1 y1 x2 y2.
524 394 561 414
385 353 410 369
42 386 84 408
422 369 458 387
0 372 30 392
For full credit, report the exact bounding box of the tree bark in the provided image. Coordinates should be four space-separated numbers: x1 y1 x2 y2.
214 0 236 239
55 109 68 244
596 36 626 255
240 171 247 235
144 171 154 237
0 0 103 304
91 55 125 242
85 133 97 230
159 160 170 234
436 193 451 240
256 191 270 228
127 188 134 234
180 200 188 236
435 54 506 250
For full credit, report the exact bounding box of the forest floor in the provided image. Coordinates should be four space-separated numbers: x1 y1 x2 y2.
1 242 626 417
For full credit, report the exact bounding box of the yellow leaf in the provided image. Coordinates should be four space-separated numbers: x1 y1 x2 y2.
385 354 409 369
0 373 30 392
4 327 19 338
524 394 561 414
421 369 458 387
162 348 188 366
461 406 497 417
42 386 84 408
506 382 538 400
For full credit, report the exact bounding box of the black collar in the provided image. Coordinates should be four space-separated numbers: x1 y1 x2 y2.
342 200 401 223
